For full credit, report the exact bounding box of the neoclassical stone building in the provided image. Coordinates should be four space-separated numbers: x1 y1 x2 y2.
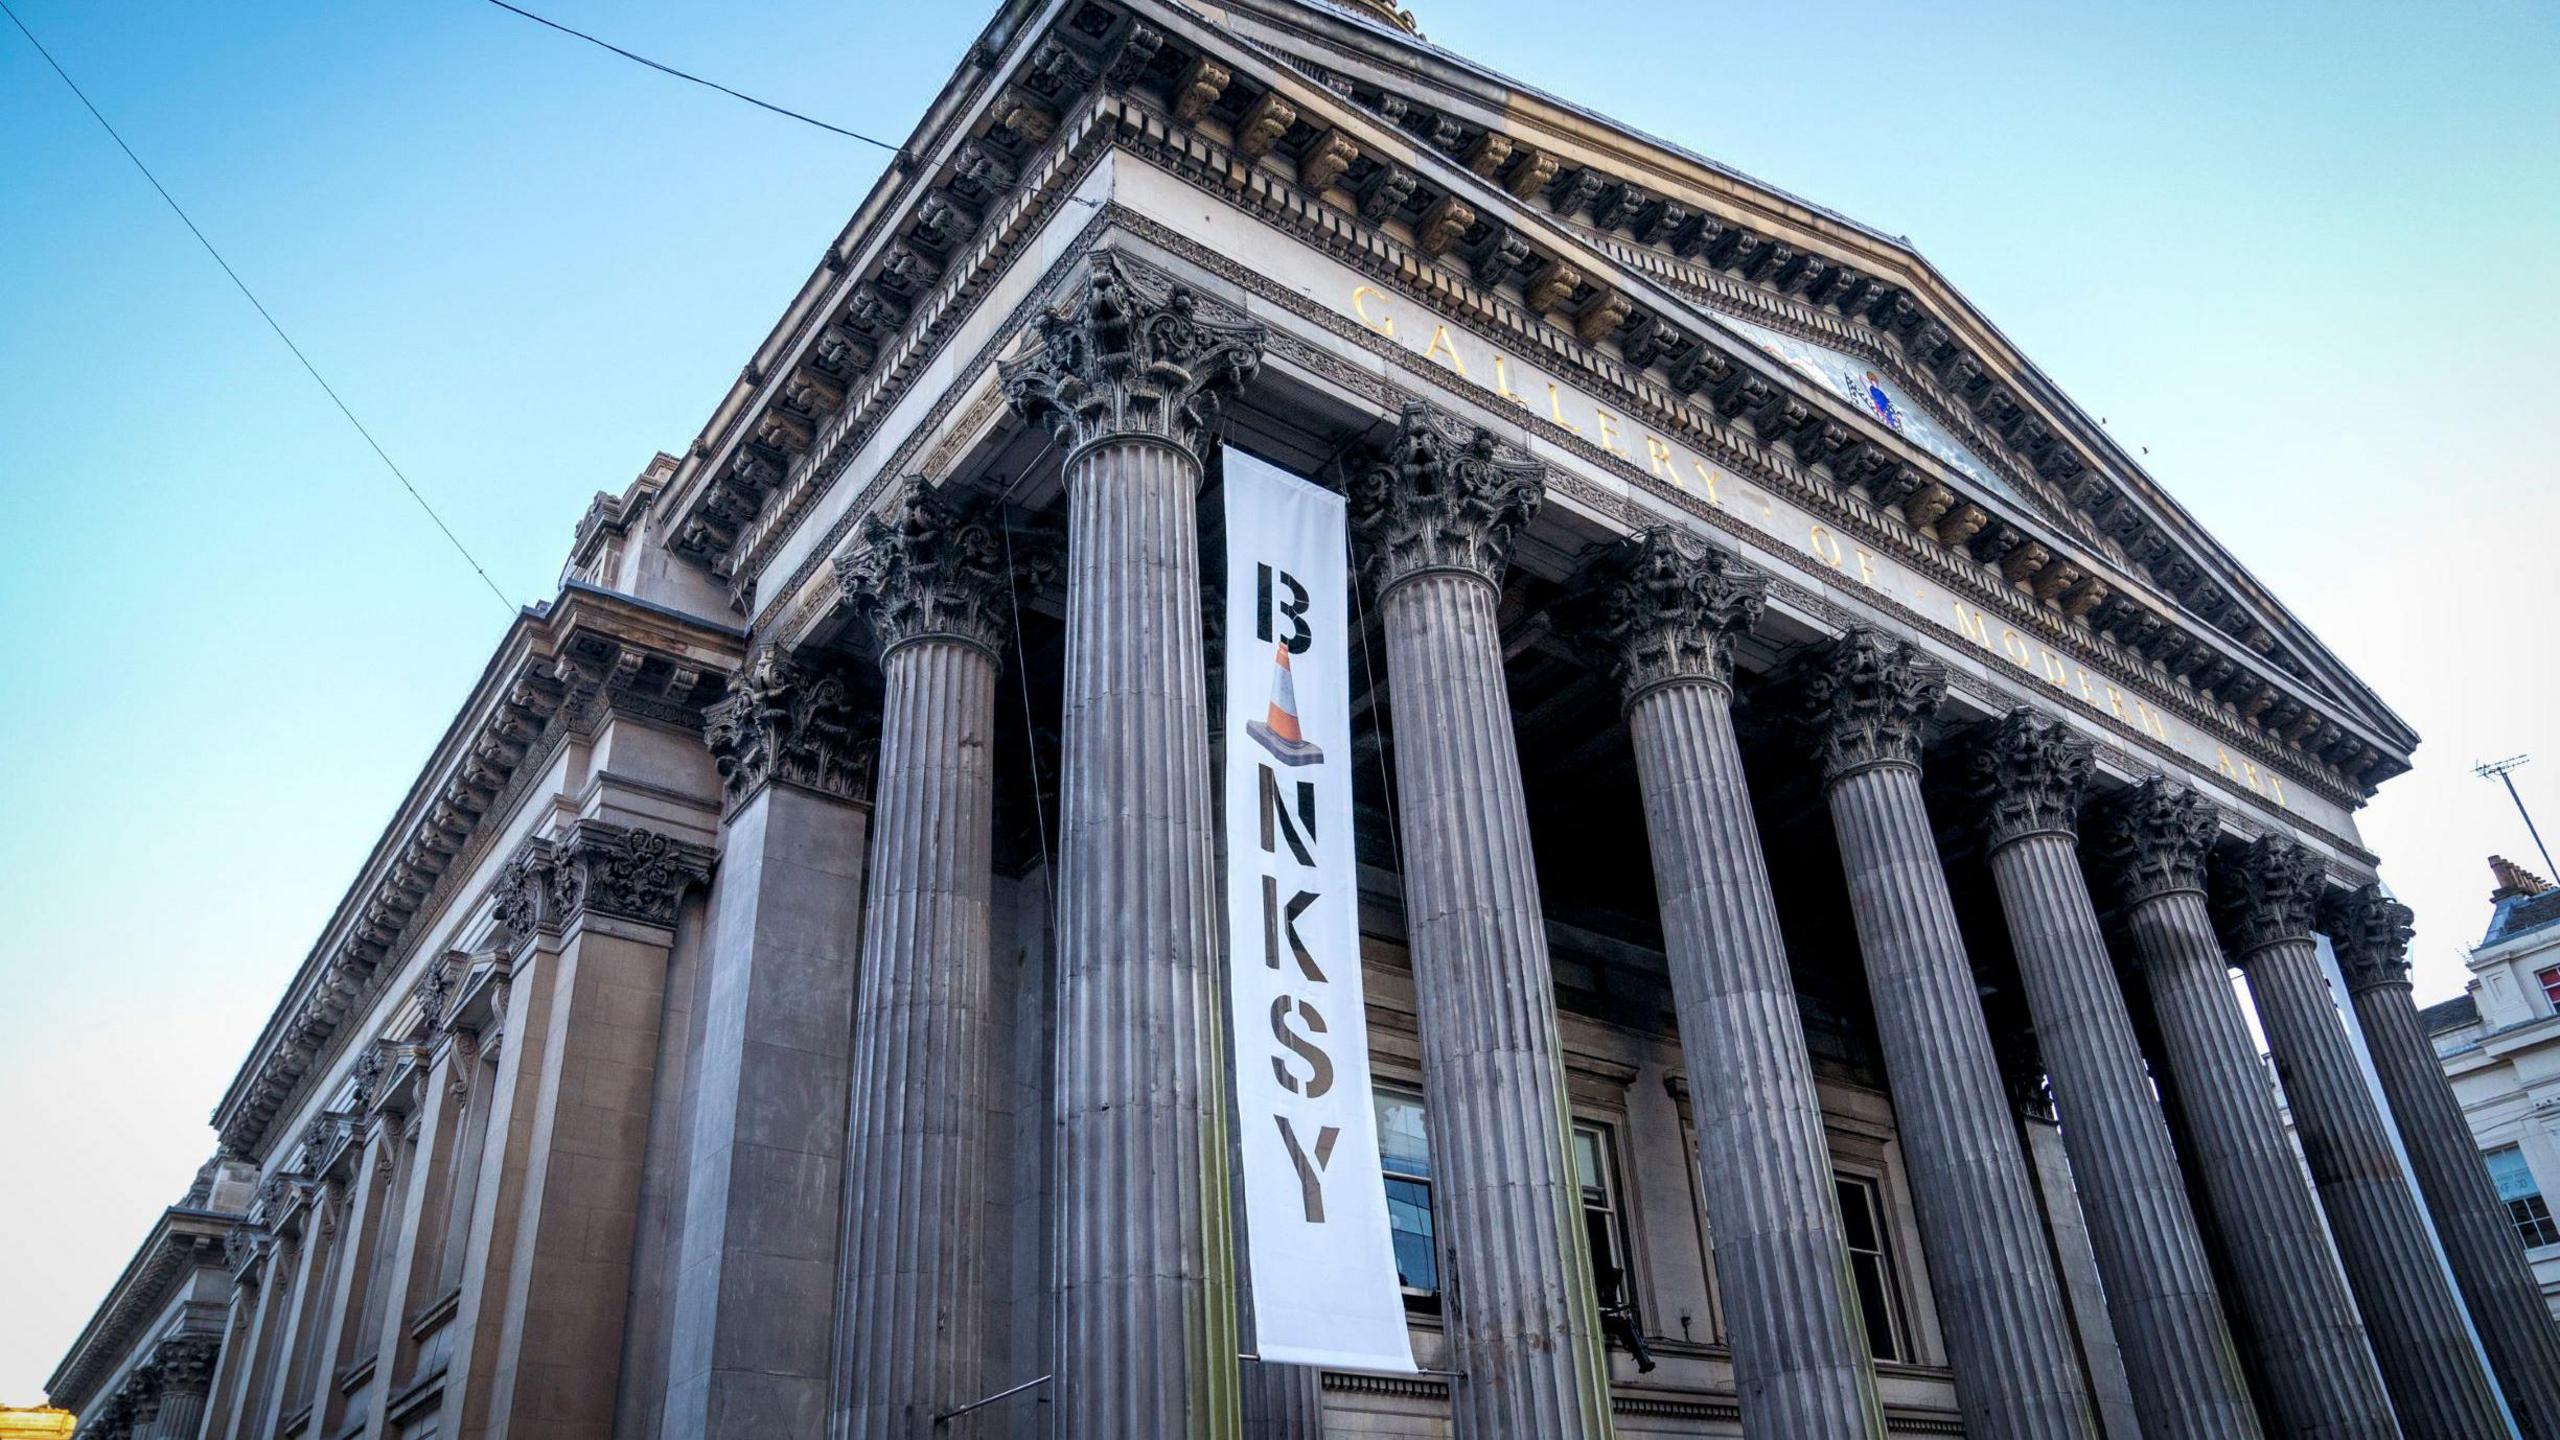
48 1 2560 1437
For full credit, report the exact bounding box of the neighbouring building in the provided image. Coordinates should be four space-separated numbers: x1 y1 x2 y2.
46 1 2560 1437
2421 856 2560 1323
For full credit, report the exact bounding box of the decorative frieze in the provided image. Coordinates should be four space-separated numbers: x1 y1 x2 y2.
2321 884 2414 992
1970 708 2093 851
1567 526 1767 704
703 649 871 810
1347 401 1544 595
1000 252 1267 465
1799 629 1945 784
2211 835 2325 960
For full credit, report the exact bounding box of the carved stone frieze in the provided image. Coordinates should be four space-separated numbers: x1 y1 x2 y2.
2321 883 2414 992
2211 834 2325 960
839 476 1047 659
999 252 1266 465
1799 629 1946 783
1347 400 1545 595
1970 708 2093 849
1566 525 1768 705
703 648 872 809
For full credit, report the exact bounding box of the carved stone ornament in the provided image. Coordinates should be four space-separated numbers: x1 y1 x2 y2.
222 1224 265 1280
2321 883 2415 992
416 952 459 1035
2211 833 2326 960
548 821 716 930
1970 708 2093 850
703 648 871 809
492 841 558 944
839 476 1049 659
999 252 1266 466
1348 400 1546 595
2097 778 2220 905
1566 525 1767 705
1798 629 1946 784
349 1041 386 1111
124 1363 164 1422
153 1335 219 1395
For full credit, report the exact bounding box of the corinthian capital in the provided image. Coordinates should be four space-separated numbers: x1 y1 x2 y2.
550 821 715 929
840 477 1051 659
1799 629 1945 784
2321 883 2415 992
1567 526 1766 704
2097 778 2219 904
153 1335 219 1396
999 252 1265 465
1349 401 1545 595
1969 709 2093 849
704 649 872 810
2211 834 2325 960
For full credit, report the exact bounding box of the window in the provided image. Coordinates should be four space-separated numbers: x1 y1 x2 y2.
2487 1146 2560 1249
1575 1124 1655 1371
1835 1176 1907 1362
2537 967 2560 1013
1373 1089 1438 1304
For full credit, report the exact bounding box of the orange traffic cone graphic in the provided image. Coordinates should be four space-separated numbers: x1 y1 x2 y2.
1247 642 1325 767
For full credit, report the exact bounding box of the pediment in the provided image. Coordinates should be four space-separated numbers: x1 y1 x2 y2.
650 0 2412 793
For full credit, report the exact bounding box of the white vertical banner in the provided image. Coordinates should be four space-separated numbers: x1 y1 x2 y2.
1222 450 1416 1373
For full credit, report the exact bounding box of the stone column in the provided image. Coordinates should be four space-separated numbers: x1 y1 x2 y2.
2214 837 2507 1438
1966 712 2261 1440
664 653 871 1440
1800 631 2096 1440
1347 403 1615 1440
830 478 1040 1437
1572 528 1884 1440
1001 251 1263 1439
2096 781 2397 1438
147 1337 218 1440
2327 884 2560 1436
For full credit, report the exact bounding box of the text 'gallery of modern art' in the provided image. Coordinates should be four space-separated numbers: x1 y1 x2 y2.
46 1 2560 1438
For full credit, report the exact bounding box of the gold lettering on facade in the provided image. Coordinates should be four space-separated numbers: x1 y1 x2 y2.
2000 628 2034 668
1810 524 1845 569
1493 354 1529 407
1645 436 1678 481
1352 285 1395 338
1423 324 1466 377
1855 549 1879 587
1595 408 1630 457
1954 600 1992 646
2040 649 2070 687
1547 383 1581 434
1688 461 1723 508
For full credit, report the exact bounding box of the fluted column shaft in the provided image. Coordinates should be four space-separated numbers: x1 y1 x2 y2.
1239 1362 1324 1439
2119 887 2398 1436
146 1390 207 1440
2350 972 2560 1436
1381 565 1615 1439
1826 760 2097 1439
1986 831 2259 1439
1629 675 1886 1438
2238 932 2504 1437
842 634 1001 1437
1051 434 1237 1437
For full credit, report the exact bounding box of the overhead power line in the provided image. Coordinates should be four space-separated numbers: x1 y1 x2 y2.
478 0 1098 207
1 0 519 614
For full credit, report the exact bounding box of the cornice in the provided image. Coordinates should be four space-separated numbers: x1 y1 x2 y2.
209 588 745 1161
44 1209 233 1411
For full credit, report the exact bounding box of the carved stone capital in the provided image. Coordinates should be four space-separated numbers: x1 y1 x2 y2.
2211 834 2325 960
703 649 873 810
152 1335 219 1396
839 476 1052 660
1566 526 1766 705
2322 883 2415 992
1349 401 1545 595
2097 778 2220 905
549 821 715 930
492 840 559 944
999 253 1265 467
1970 708 2092 850
1799 629 1945 784
123 1364 164 1422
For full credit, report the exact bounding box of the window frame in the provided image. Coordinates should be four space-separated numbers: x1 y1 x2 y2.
1832 1169 1910 1364
2536 966 2560 1013
1573 1120 1640 1327
2486 1144 2560 1250
1371 1084 1441 1311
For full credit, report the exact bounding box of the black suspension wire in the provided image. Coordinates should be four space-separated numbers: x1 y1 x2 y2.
3 0 519 613
478 0 1099 208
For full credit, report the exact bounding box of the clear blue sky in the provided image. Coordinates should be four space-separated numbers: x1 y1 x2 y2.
1 0 2552 1402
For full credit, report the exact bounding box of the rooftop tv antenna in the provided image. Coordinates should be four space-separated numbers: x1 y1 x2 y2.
2477 754 2559 881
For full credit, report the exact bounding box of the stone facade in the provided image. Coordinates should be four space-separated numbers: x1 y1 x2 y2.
49 1 2560 1437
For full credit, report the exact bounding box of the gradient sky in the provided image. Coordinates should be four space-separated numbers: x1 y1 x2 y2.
2 0 2553 1403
